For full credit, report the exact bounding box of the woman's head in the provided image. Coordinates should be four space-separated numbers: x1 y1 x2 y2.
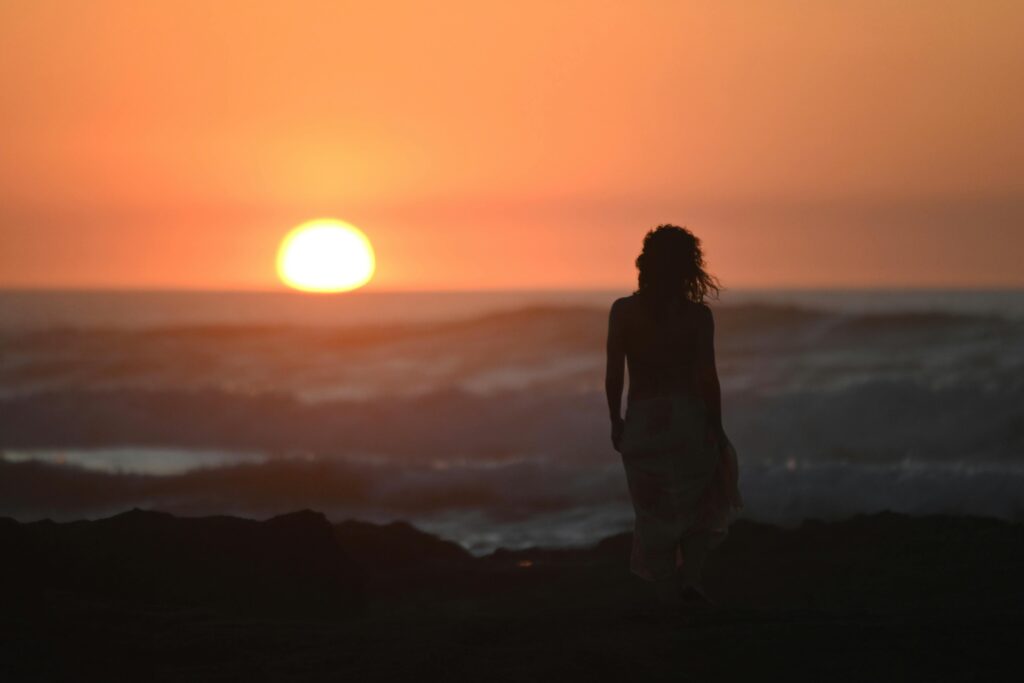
634 225 720 303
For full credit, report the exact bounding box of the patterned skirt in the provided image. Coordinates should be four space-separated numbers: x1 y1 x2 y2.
619 392 743 581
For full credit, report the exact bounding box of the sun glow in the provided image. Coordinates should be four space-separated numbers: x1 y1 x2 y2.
277 219 375 292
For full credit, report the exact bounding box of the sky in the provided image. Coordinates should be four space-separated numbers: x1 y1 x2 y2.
1 1 1022 291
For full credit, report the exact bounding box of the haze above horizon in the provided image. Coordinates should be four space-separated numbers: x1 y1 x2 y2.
2 2 1022 291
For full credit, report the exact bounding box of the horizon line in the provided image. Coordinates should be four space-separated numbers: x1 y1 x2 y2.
3 284 1024 295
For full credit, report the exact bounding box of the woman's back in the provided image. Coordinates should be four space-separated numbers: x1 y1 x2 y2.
614 293 712 405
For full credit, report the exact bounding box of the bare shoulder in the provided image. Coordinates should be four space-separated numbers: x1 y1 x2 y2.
609 295 635 317
690 300 714 327
698 302 715 332
607 296 636 337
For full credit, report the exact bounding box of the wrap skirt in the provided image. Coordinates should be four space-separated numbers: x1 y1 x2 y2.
619 392 742 581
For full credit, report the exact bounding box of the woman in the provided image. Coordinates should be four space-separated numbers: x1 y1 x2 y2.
605 225 742 608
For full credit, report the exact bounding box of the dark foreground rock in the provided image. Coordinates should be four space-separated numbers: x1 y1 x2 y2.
0 509 365 619
335 519 474 571
1 510 1022 682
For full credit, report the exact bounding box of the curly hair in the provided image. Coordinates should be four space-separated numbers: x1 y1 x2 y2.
634 225 720 304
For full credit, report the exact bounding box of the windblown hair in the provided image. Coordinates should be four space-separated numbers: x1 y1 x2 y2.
634 225 720 304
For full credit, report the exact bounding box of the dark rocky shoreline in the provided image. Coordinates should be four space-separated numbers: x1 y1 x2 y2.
2 509 1022 681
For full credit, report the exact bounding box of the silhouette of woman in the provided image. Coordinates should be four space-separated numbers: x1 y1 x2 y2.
605 225 742 608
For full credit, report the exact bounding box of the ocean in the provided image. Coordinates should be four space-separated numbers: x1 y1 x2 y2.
2 288 1023 553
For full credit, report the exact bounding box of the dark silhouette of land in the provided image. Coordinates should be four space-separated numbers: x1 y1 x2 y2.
2 509 1022 681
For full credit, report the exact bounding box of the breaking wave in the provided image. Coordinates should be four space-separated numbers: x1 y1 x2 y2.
2 295 1023 547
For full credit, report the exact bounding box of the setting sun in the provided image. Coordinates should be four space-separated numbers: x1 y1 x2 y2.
276 219 375 292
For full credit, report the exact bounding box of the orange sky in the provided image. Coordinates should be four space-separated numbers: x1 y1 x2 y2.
1 1 1022 290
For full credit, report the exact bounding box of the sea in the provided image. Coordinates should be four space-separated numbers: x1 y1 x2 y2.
2 288 1023 553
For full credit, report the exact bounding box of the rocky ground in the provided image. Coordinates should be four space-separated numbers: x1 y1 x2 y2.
2 510 1022 681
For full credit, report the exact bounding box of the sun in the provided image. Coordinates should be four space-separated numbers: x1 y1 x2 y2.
277 219 375 292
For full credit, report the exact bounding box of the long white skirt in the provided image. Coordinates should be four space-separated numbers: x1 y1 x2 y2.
619 392 742 581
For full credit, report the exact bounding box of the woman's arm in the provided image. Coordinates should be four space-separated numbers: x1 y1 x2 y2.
698 304 725 440
605 298 627 450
